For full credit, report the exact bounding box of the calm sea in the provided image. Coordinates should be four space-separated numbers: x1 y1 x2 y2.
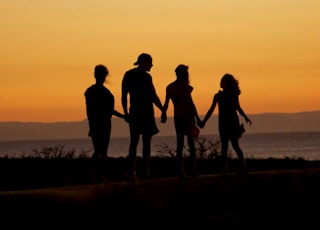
0 131 320 160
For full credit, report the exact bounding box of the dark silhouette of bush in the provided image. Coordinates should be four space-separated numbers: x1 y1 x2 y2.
0 142 319 191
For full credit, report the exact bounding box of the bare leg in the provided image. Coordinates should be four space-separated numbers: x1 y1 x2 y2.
230 137 247 174
128 131 140 180
220 137 229 176
187 135 198 177
176 133 185 179
91 133 109 183
142 134 152 178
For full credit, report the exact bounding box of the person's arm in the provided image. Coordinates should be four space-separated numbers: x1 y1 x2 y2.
189 94 201 126
113 110 125 119
200 92 219 128
161 88 170 123
153 93 163 112
84 93 92 137
236 96 252 125
149 77 163 112
236 97 252 126
121 74 130 123
194 107 201 127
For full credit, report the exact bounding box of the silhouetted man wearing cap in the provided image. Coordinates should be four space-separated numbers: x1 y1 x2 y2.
121 53 163 180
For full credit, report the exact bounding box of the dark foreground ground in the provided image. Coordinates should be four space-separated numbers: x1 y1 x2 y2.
1 156 320 190
1 157 320 228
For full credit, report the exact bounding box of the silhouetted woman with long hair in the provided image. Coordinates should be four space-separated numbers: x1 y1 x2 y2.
199 73 252 175
161 64 201 179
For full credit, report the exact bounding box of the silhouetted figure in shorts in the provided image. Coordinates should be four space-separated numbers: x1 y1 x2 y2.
121 53 163 180
161 64 201 180
85 65 125 183
199 73 252 176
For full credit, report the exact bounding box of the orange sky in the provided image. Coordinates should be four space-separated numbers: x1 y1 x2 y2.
1 1 319 122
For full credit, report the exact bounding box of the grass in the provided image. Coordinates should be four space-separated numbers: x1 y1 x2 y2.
1 142 320 227
1 136 319 191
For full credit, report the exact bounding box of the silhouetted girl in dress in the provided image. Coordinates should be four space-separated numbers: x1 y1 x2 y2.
161 64 201 179
199 73 252 175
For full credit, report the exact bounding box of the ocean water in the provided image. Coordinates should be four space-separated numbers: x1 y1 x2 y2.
0 131 320 160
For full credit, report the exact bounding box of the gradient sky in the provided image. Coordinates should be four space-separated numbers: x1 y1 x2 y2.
1 0 319 122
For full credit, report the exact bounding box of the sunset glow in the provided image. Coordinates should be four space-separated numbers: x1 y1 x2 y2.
1 0 319 122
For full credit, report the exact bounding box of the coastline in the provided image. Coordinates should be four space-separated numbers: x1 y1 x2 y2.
1 131 320 160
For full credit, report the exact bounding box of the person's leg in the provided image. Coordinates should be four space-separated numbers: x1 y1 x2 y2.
91 133 109 183
176 132 185 179
90 136 99 182
230 137 247 174
142 134 152 178
174 118 186 179
101 131 111 181
220 135 229 176
187 135 198 177
128 129 140 180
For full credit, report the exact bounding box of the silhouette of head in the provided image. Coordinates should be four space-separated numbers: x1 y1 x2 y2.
220 73 240 95
134 53 153 71
94 65 108 84
175 64 189 83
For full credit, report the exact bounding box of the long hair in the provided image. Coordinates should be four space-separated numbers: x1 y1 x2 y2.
175 64 189 83
220 73 241 95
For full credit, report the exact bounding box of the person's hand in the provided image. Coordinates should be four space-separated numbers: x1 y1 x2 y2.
197 120 205 129
124 114 130 123
161 112 167 123
245 117 252 126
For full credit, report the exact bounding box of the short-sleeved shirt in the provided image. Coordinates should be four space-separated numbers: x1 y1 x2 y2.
84 84 114 136
122 68 159 135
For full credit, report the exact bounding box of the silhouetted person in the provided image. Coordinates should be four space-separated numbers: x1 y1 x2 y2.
85 65 125 183
121 53 163 180
199 73 252 176
161 64 201 180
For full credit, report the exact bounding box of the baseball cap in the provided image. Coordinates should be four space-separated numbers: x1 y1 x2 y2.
133 53 152 65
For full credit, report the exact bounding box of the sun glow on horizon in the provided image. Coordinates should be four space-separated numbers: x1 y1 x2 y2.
1 0 319 122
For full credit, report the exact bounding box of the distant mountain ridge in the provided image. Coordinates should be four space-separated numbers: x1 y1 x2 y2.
0 111 319 141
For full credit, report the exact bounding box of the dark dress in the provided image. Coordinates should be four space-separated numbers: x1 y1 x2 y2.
122 68 159 136
166 80 196 136
216 90 240 140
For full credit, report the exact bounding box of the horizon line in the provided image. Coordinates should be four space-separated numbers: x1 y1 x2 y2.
1 110 319 124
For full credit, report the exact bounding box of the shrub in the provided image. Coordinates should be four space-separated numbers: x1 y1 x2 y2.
195 136 221 159
31 145 77 159
155 135 223 159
